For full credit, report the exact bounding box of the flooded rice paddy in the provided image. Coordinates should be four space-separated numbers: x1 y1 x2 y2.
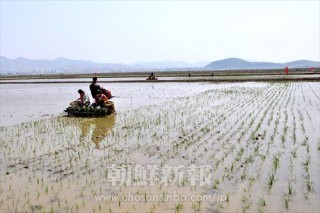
0 82 319 212
0 82 259 126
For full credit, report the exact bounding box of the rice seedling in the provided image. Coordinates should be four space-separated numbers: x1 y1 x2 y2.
248 177 255 187
241 170 247 181
267 173 275 190
287 181 293 195
272 154 280 172
301 139 307 146
255 196 263 207
306 179 313 192
290 149 297 158
302 157 310 173
191 201 201 212
242 203 250 213
284 195 290 210
175 203 183 213
281 135 285 145
212 179 219 189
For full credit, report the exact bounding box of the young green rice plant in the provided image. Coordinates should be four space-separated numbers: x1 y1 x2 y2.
230 161 235 172
248 177 255 188
175 203 183 213
212 179 219 189
301 138 307 146
257 197 266 207
281 135 285 145
302 157 310 173
284 195 289 210
293 131 297 144
288 181 293 195
241 195 250 213
241 169 247 181
45 185 49 195
191 201 201 212
267 173 275 190
272 154 280 172
290 149 297 158
306 179 313 192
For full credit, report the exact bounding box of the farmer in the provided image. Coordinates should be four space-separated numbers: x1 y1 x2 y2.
94 91 109 107
70 89 90 107
89 77 101 99
90 77 113 99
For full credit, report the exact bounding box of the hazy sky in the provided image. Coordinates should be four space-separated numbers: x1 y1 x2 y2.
0 1 319 63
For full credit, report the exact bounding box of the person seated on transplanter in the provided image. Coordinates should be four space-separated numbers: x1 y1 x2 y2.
148 72 156 79
90 77 101 99
94 91 109 108
90 77 113 99
70 89 90 107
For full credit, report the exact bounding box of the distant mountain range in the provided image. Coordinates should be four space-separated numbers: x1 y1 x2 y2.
133 61 209 69
0 57 130 74
0 56 208 74
204 58 320 70
0 56 319 75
